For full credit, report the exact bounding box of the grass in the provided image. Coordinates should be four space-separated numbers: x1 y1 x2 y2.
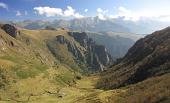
0 29 121 103
0 56 20 64
76 76 99 89
16 69 38 79
1 28 170 103
0 56 48 79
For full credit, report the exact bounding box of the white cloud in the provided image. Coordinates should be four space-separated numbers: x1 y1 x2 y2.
97 8 103 13
34 6 63 17
97 8 108 14
63 6 84 18
84 9 88 12
98 13 106 20
97 8 108 20
109 6 170 22
74 13 84 18
0 2 8 9
34 6 84 18
111 6 141 21
16 11 22 16
64 6 75 16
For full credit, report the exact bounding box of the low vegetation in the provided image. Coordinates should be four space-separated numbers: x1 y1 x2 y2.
0 24 170 103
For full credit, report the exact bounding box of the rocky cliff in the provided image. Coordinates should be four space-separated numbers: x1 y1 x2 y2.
47 31 113 72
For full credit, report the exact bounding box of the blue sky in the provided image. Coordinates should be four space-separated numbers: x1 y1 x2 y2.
1 0 170 21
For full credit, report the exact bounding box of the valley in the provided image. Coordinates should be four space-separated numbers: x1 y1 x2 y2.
1 0 170 103
0 23 170 103
0 24 121 103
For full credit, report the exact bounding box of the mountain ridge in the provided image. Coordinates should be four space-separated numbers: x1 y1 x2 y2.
0 23 170 103
97 26 170 89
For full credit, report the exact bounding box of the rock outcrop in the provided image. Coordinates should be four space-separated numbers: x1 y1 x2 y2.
48 32 113 72
56 35 68 44
1 24 18 38
68 32 89 48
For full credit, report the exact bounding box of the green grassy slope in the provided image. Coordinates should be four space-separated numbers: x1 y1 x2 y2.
0 25 170 103
0 27 80 102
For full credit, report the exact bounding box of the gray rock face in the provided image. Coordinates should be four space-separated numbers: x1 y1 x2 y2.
56 35 85 62
86 44 113 72
68 32 88 48
1 24 18 38
94 45 112 65
56 35 68 44
67 41 85 62
55 32 113 72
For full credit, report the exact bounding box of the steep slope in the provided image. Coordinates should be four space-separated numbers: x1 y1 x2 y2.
47 31 113 73
0 24 123 103
97 27 170 89
0 24 85 102
15 18 143 60
2 23 170 103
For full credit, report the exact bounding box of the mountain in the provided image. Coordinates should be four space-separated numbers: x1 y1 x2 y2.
15 18 143 59
0 24 115 102
3 17 170 35
14 17 170 34
96 27 170 102
46 30 113 73
87 31 142 59
113 18 170 34
0 23 170 103
4 18 147 61
16 17 131 33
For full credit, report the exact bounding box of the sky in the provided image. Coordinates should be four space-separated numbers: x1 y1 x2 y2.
1 0 170 21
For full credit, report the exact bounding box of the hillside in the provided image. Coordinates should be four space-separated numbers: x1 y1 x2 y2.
0 24 115 103
2 18 143 60
46 30 113 73
0 24 170 103
96 27 170 102
0 24 86 102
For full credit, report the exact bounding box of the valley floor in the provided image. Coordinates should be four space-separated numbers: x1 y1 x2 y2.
0 75 125 103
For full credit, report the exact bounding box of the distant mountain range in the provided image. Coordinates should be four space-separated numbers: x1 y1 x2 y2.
15 17 130 33
3 16 168 34
87 32 142 60
5 17 169 60
9 17 145 59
